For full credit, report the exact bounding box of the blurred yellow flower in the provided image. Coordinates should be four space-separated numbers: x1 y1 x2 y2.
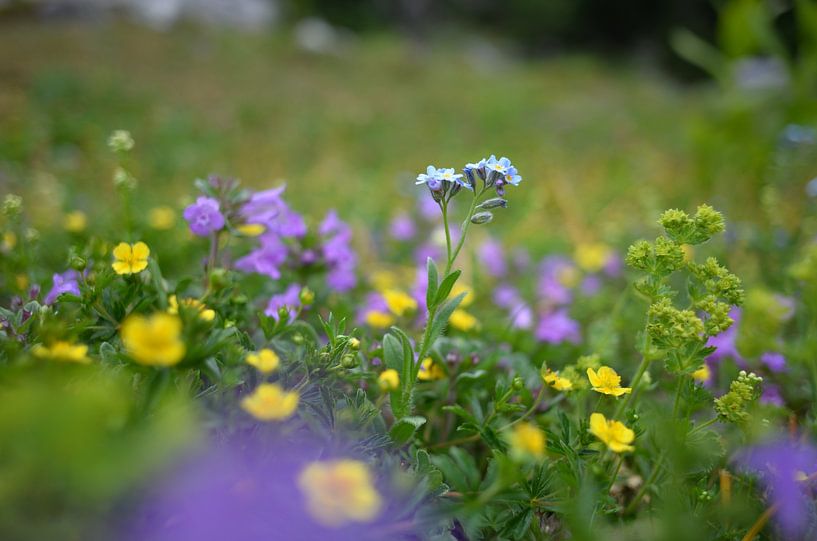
418 357 444 381
587 366 632 397
383 289 417 317
112 241 150 275
589 412 635 453
15 273 28 291
236 223 265 236
298 459 381 527
2 231 16 251
449 309 478 331
370 269 398 291
377 368 400 391
32 340 90 364
63 210 87 233
692 364 711 383
168 294 215 321
574 242 612 273
245 348 280 373
506 421 546 460
557 266 580 288
364 310 394 329
148 206 176 230
449 283 474 307
543 369 573 391
121 313 185 366
241 383 299 421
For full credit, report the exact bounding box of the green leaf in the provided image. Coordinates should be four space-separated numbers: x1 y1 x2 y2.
147 258 168 309
383 333 403 373
420 293 467 375
434 270 462 307
425 257 439 310
390 416 427 445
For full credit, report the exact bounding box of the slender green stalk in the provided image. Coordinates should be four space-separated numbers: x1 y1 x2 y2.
688 416 718 435
624 452 665 515
615 314 652 418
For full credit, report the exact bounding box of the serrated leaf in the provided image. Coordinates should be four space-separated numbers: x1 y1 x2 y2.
390 416 426 445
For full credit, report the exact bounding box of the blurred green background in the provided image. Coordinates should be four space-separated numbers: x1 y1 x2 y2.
1 1 816 270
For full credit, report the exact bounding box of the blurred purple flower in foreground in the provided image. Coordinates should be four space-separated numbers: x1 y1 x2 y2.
127 440 392 541
737 438 817 538
760 352 787 373
183 196 225 237
44 269 81 305
535 309 581 344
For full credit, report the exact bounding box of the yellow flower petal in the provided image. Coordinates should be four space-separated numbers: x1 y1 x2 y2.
131 241 150 261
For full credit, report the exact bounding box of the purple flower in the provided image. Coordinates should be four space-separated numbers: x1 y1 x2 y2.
389 214 416 241
761 384 785 406
580 275 602 296
737 438 817 537
538 256 575 307
417 195 440 221
44 270 81 305
235 235 288 279
183 197 225 237
413 243 442 266
535 309 581 344
509 303 533 330
761 351 787 373
706 307 744 365
241 186 306 238
603 253 623 278
320 211 357 293
493 284 521 308
126 438 392 541
416 166 469 191
478 238 506 277
265 284 302 322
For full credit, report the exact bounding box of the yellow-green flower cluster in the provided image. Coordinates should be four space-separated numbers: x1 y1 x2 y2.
658 205 725 245
714 370 763 425
647 298 705 350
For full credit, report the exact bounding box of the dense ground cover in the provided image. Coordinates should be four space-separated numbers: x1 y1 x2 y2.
1 18 817 541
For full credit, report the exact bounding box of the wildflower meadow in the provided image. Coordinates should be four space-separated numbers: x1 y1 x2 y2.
3 3 817 541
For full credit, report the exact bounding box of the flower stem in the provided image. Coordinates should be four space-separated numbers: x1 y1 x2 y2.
624 452 665 515
615 314 652 418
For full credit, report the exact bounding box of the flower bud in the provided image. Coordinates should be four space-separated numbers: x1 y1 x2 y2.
291 333 304 345
478 198 508 210
348 337 360 351
209 268 229 290
299 286 315 306
512 376 525 390
471 211 494 225
341 354 358 369
69 255 87 271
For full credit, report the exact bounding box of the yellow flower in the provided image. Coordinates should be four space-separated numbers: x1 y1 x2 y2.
449 309 478 331
15 274 28 291
382 289 417 317
543 369 573 391
245 348 280 373
692 364 711 383
574 242 612 273
32 340 90 364
63 211 87 233
364 310 394 329
112 241 150 275
168 295 215 321
587 366 632 397
370 270 398 291
148 206 176 230
589 412 635 453
121 313 186 366
236 223 265 236
506 422 546 460
449 283 474 307
241 383 299 421
418 357 445 381
298 459 381 527
377 369 400 391
2 231 16 250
